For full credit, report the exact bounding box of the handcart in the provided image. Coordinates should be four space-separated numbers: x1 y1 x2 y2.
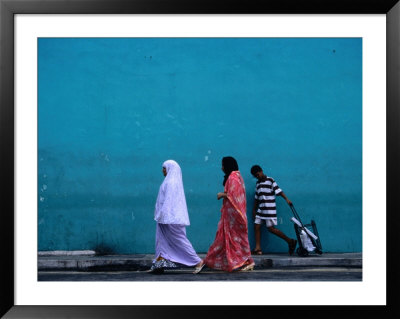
289 204 322 257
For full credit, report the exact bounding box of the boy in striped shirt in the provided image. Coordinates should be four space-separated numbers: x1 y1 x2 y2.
250 165 297 255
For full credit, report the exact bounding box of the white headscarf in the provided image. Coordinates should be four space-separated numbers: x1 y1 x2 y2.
154 160 190 226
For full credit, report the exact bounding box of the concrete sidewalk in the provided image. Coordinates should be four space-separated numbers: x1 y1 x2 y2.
38 251 362 272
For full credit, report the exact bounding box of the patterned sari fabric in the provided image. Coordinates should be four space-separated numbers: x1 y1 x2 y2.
204 171 254 272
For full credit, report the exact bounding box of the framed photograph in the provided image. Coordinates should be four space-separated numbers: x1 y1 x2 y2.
1 0 398 317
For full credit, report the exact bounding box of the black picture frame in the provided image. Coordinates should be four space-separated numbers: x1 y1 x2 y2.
1 0 399 318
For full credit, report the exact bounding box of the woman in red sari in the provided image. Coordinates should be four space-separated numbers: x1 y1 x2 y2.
194 156 255 273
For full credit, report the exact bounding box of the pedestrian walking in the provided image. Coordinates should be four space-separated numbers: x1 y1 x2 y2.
194 156 255 273
148 160 203 274
250 164 297 255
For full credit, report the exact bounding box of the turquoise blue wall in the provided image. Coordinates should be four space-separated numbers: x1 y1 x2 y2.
38 38 362 254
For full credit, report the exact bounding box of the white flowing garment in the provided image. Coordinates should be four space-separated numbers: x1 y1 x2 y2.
154 160 190 226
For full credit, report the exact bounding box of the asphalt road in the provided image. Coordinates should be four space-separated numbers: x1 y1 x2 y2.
38 267 362 281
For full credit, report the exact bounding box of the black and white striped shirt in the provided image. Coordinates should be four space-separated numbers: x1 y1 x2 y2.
254 177 282 220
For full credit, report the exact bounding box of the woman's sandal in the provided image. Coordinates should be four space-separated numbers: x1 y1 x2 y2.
240 263 255 272
193 262 205 274
252 249 263 255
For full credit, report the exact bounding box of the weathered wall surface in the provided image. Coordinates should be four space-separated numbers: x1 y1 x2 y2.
38 38 362 253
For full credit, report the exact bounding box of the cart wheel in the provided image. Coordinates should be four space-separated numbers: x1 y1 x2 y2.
296 247 309 257
315 249 323 255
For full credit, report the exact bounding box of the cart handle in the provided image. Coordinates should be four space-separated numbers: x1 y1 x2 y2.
289 203 305 227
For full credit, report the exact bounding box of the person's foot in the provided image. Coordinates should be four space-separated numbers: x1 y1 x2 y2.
193 260 205 274
289 239 297 255
240 262 255 271
251 249 263 255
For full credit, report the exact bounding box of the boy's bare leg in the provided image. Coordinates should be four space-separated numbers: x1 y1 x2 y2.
254 223 262 251
267 226 291 243
268 226 297 255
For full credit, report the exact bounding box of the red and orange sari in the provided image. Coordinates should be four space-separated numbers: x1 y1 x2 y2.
204 171 254 272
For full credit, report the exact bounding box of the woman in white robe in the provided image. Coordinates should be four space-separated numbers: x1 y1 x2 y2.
148 160 202 273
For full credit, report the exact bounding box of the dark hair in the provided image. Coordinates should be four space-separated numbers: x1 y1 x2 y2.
250 165 262 176
222 156 239 186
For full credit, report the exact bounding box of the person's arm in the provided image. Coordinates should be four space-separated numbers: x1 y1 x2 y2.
217 192 227 200
278 191 292 206
252 199 259 219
